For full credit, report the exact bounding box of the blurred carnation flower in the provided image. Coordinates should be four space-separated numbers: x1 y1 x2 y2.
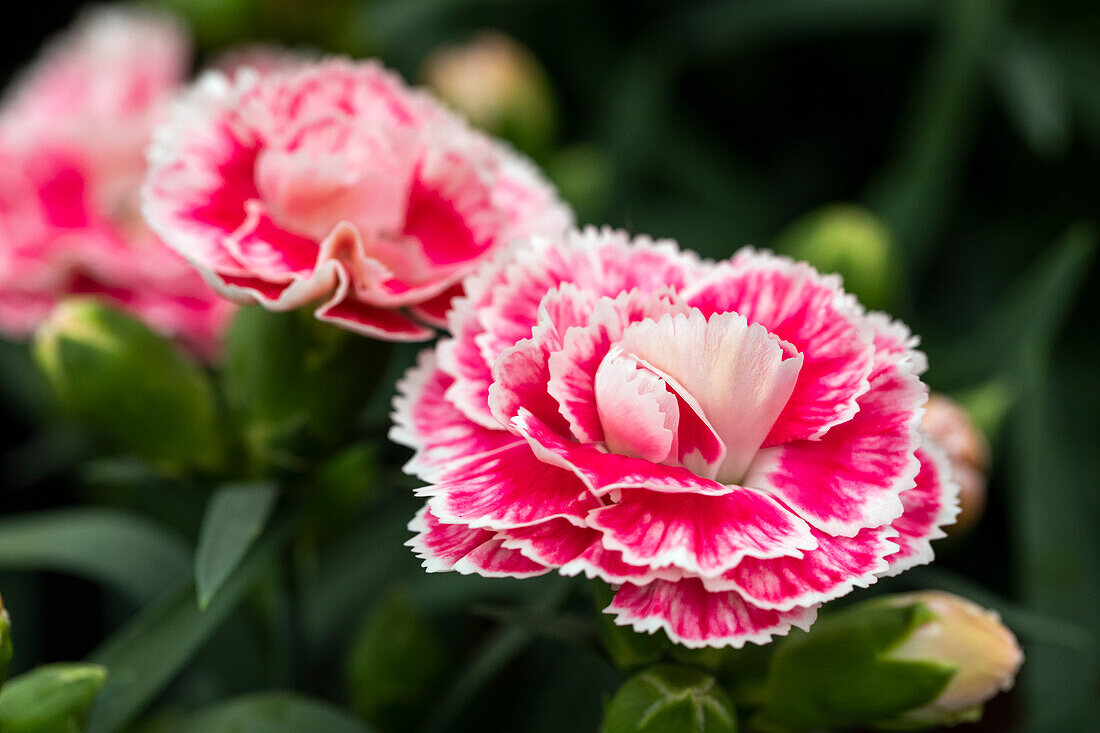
394 227 960 648
143 58 572 341
0 6 233 358
922 393 991 535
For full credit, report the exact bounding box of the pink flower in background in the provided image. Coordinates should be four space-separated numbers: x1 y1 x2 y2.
393 228 959 648
0 7 233 357
143 58 572 341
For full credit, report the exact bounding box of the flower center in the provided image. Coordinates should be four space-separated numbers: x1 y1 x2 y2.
597 310 803 485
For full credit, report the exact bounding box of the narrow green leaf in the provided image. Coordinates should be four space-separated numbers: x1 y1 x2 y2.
676 0 935 62
931 222 1096 388
419 582 572 733
179 692 374 733
85 523 291 733
990 30 1070 159
0 509 190 603
195 482 279 609
0 664 106 733
863 0 1004 276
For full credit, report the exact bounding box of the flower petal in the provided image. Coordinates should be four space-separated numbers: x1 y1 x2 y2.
880 442 960 577
619 310 802 482
588 487 817 576
607 578 819 649
706 526 897 611
746 347 926 536
425 442 598 530
390 349 521 480
513 409 732 497
686 252 874 445
407 506 548 577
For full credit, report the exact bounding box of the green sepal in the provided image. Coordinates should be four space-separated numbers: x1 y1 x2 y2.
757 600 958 732
33 299 221 470
0 663 107 733
602 664 737 733
223 307 390 473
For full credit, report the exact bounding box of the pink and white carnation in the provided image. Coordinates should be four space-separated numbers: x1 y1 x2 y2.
393 228 960 648
0 6 233 357
142 58 572 341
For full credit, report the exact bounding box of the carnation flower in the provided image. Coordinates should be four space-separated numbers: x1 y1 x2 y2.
142 58 572 341
0 6 232 357
393 228 960 648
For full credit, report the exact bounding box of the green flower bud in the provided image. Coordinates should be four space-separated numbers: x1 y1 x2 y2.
602 665 737 733
34 299 221 470
758 592 1021 731
878 592 1023 729
345 591 446 730
0 595 11 689
423 33 557 158
775 203 898 311
0 663 106 733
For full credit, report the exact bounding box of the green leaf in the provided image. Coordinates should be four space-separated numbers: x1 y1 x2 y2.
0 509 190 604
931 222 1097 388
602 665 737 733
195 482 279 609
85 523 292 733
179 692 374 733
419 582 572 733
990 30 1070 159
33 299 221 470
0 664 107 733
345 591 447 730
863 0 1004 277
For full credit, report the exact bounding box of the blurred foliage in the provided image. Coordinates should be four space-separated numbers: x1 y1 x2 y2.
0 0 1097 732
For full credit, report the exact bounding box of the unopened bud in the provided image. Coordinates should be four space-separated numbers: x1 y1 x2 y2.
758 592 1021 731
923 394 991 535
423 33 556 157
602 665 736 733
0 663 107 732
882 591 1023 727
34 298 221 469
776 203 898 311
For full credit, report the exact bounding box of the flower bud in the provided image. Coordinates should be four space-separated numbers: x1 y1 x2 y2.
345 591 446 730
758 592 1021 731
775 203 898 311
602 665 737 733
34 298 221 469
923 394 991 535
0 663 107 732
422 33 556 157
882 591 1023 728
